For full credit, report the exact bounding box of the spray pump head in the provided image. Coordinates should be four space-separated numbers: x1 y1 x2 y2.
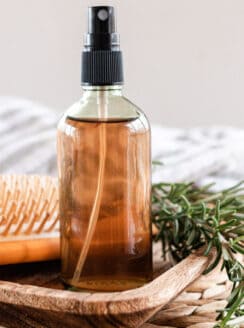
82 6 124 86
84 6 119 50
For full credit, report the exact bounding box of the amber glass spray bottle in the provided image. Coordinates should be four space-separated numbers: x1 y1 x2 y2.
57 6 152 292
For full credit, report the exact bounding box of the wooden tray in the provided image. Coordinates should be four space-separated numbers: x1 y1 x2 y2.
0 245 214 328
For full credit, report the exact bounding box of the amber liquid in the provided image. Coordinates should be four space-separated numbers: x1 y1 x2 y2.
57 116 152 291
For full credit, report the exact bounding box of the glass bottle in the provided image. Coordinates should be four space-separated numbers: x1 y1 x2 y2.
57 6 152 292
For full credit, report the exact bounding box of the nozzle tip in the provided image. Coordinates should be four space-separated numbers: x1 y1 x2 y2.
88 6 115 34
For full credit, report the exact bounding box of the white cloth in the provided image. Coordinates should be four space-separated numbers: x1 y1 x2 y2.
1 97 243 190
0 97 57 175
152 125 244 189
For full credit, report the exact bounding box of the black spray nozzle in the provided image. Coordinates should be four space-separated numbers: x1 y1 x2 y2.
88 6 115 34
84 6 119 50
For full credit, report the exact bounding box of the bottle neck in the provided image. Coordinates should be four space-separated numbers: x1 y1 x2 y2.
82 85 123 98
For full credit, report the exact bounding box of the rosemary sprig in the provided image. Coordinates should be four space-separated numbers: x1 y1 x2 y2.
152 181 244 327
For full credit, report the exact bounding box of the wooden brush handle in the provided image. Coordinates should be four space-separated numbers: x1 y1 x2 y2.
0 238 60 265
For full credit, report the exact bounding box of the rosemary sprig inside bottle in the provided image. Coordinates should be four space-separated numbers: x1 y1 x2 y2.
152 181 244 327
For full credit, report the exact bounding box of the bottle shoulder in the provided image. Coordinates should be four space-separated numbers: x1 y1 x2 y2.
61 94 148 123
57 101 150 135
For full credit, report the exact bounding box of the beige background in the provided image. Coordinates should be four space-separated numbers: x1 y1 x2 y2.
0 0 244 126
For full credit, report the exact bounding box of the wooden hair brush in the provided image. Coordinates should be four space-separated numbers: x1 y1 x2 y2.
0 175 59 265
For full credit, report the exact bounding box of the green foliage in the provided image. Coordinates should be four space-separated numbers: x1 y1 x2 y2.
152 181 244 327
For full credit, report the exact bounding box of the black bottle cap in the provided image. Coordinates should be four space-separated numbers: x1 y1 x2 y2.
81 6 124 86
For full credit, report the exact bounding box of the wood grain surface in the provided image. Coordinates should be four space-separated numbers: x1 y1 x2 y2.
0 245 214 328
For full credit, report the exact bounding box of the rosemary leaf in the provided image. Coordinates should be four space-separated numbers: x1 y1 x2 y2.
152 181 244 327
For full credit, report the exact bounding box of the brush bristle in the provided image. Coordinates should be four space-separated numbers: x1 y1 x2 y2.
0 175 59 241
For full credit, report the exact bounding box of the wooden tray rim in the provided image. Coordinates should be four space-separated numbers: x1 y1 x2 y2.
0 251 213 317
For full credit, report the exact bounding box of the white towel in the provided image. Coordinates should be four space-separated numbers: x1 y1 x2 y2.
0 97 57 175
152 125 244 189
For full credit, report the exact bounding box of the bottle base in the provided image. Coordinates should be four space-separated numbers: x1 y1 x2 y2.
62 276 151 292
